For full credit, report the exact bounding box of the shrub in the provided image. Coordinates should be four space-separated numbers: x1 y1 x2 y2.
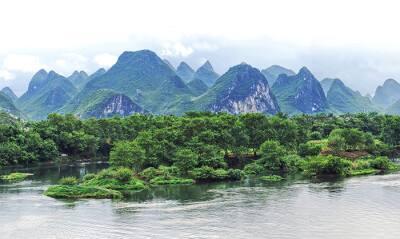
114 168 133 182
0 172 33 182
309 131 322 140
259 175 284 182
258 140 287 171
244 162 264 175
369 157 391 170
302 155 352 177
227 169 244 180
45 185 122 199
59 176 79 185
298 142 322 157
149 176 195 185
83 173 96 181
189 166 242 181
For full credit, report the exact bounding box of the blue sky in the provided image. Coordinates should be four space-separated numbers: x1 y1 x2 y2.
1 0 400 95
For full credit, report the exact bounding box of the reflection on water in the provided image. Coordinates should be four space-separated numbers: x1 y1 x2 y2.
1 163 400 239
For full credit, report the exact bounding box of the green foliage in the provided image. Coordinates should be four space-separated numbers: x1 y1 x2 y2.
244 162 264 175
259 175 284 182
44 185 122 199
189 166 242 181
82 168 146 191
0 172 33 182
302 155 352 177
173 148 198 174
328 128 376 152
149 176 195 185
258 140 288 171
109 141 145 171
298 142 322 157
59 176 79 185
369 156 391 170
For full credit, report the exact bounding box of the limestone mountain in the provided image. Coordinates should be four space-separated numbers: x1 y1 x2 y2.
68 50 191 114
163 59 176 71
261 65 295 86
69 89 146 119
320 78 336 96
1 87 18 101
187 78 209 96
373 79 400 108
68 70 89 89
17 70 77 120
193 61 220 87
182 63 279 114
326 79 377 113
272 67 328 114
386 99 400 115
176 61 195 82
0 92 23 118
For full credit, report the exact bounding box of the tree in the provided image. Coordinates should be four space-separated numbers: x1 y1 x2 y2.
173 148 198 174
109 141 146 172
258 140 287 171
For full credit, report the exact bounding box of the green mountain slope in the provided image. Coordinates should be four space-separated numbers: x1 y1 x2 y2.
261 65 295 86
1 87 18 101
373 79 400 108
176 63 279 115
272 67 328 114
0 92 23 118
320 78 335 96
193 61 219 87
326 79 377 113
17 70 77 120
176 61 195 82
70 89 146 118
187 78 208 96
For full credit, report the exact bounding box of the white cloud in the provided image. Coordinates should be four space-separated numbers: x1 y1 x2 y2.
93 53 117 68
0 69 15 81
55 53 89 74
2 54 46 72
161 42 194 58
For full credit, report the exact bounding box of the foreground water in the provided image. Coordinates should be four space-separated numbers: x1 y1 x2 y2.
1 163 400 239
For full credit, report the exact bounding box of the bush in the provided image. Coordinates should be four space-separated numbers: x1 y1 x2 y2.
309 131 322 140
0 172 33 182
83 173 96 181
369 157 391 170
59 176 79 185
45 185 122 199
244 162 264 175
149 176 195 185
259 175 284 182
189 166 242 181
302 155 352 177
258 140 287 171
298 142 322 157
114 168 133 182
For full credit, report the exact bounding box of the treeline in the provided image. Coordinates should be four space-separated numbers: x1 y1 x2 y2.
1 112 400 169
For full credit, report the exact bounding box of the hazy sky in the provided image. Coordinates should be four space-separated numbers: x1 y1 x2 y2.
1 0 400 95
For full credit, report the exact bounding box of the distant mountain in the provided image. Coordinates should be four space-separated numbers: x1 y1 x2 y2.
89 68 106 81
163 59 176 71
373 79 400 108
326 79 377 113
1 87 18 101
17 70 77 120
70 89 146 118
68 70 89 89
174 63 279 114
176 62 195 82
0 92 23 118
193 61 219 87
272 67 328 114
320 78 336 96
187 78 208 96
386 99 400 115
68 50 191 114
261 65 295 86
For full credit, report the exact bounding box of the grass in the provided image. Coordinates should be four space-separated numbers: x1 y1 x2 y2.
259 175 284 182
350 168 378 176
82 177 147 191
0 172 33 182
44 185 122 199
149 176 195 185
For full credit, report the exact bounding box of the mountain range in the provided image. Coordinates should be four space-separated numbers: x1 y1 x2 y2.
3 49 400 120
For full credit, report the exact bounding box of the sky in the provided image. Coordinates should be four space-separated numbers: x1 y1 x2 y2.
1 0 400 96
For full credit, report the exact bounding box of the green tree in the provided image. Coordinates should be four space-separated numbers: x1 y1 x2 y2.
109 141 146 171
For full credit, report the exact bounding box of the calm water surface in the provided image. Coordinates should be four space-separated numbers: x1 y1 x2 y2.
1 163 400 239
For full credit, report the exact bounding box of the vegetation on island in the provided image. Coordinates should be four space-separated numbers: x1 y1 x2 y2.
0 172 33 182
0 112 400 198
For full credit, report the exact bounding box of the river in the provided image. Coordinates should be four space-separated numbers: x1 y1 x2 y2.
1 163 400 239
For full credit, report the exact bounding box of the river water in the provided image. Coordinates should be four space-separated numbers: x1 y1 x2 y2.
1 163 400 239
